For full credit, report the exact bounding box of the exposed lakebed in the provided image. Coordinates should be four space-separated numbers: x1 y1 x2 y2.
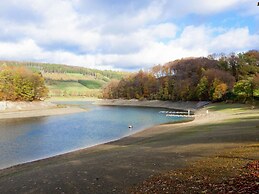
0 101 189 169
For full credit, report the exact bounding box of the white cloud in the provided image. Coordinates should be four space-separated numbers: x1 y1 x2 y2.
126 0 165 27
139 23 178 40
0 24 258 71
0 39 42 60
162 0 257 18
175 25 211 50
0 0 258 71
210 27 259 52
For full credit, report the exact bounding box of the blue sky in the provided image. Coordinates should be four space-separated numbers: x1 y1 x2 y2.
0 0 258 71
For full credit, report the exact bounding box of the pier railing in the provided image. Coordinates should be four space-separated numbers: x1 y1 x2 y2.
159 110 194 117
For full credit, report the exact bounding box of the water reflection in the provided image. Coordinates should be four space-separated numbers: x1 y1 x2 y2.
0 117 48 142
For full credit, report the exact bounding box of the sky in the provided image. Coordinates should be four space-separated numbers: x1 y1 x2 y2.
0 0 258 71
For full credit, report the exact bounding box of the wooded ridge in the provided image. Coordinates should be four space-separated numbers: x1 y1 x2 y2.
103 50 259 102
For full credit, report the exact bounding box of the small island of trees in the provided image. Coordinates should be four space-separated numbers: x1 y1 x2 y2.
0 66 48 101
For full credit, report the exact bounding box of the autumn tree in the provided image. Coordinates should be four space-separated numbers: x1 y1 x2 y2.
0 66 48 101
196 76 209 100
212 82 228 101
0 66 15 100
233 79 254 101
253 73 259 90
102 80 120 99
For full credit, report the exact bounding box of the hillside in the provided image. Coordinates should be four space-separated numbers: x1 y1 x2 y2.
103 50 259 102
0 61 129 98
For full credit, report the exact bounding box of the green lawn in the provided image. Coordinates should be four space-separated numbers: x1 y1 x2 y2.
47 80 102 97
43 72 97 81
48 81 88 91
207 102 253 113
78 80 105 89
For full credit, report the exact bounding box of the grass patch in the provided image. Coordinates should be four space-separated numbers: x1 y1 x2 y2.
207 102 251 113
78 80 105 89
47 81 90 91
46 80 102 97
43 72 96 81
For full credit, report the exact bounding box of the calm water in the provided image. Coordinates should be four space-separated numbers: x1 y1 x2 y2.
0 101 188 169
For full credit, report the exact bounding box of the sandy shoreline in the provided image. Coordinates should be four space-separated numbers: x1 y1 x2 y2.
0 101 86 120
96 99 210 111
0 101 258 193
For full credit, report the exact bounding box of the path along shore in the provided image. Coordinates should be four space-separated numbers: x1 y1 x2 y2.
0 100 258 193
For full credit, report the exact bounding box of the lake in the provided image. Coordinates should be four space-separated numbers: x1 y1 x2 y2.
0 101 189 169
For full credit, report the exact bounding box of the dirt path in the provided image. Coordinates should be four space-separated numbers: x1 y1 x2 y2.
0 105 258 194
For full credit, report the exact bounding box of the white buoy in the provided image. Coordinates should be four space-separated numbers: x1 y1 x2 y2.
128 125 133 129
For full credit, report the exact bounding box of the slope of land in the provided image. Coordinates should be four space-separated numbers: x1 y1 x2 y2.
0 61 129 98
0 103 258 193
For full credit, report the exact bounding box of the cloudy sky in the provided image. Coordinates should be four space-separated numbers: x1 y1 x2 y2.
0 0 258 71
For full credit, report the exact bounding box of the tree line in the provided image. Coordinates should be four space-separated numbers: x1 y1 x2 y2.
0 61 127 81
0 66 48 101
103 50 259 102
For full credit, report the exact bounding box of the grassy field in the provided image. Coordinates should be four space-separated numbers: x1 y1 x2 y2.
43 72 95 81
78 80 105 89
47 80 102 97
207 102 252 112
44 72 110 98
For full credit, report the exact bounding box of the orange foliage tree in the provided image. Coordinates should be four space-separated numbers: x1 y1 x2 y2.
0 66 48 101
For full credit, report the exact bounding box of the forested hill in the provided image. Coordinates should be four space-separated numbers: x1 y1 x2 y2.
0 61 127 81
103 50 259 102
0 61 129 98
